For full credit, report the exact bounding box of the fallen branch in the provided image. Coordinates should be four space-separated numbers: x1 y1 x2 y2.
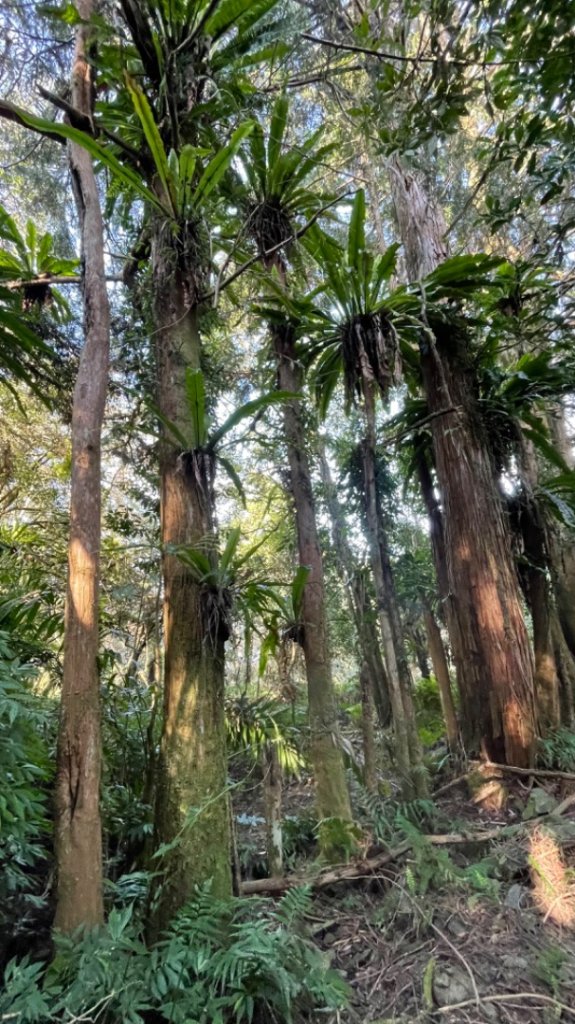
433 761 575 798
435 991 575 1018
486 761 575 783
242 790 575 896
240 830 502 895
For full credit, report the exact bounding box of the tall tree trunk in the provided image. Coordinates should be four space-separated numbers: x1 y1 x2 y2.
54 0 108 933
148 243 231 938
515 441 561 732
273 322 352 823
361 384 427 796
410 625 431 678
263 742 283 876
414 448 465 706
389 158 536 767
547 406 575 661
318 443 391 726
422 607 459 753
359 660 378 792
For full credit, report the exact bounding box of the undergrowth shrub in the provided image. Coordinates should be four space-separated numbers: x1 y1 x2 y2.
413 676 448 747
539 728 575 772
0 633 55 957
0 885 348 1024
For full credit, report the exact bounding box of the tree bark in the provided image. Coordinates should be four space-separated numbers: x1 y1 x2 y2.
317 442 391 726
359 660 378 792
54 0 108 934
273 321 352 823
423 607 459 753
414 448 466 706
361 383 427 796
389 158 536 767
263 742 283 876
514 441 561 732
546 406 575 662
148 238 231 939
411 625 431 679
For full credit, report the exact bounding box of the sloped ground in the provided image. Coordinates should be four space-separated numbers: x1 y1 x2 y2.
235 767 575 1023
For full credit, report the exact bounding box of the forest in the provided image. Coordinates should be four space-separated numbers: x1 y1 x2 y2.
1 0 575 1020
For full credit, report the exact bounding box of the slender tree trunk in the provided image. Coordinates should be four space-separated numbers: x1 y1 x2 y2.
515 441 561 732
318 443 391 726
411 625 431 678
359 661 378 792
148 242 231 938
361 384 427 796
551 615 575 726
389 158 536 767
415 449 466 707
422 607 459 753
272 322 352 823
263 742 283 876
54 0 108 933
546 406 575 661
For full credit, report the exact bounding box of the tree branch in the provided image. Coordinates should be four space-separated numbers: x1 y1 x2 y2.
6 274 123 290
240 829 503 895
200 191 349 305
38 87 93 134
0 98 66 145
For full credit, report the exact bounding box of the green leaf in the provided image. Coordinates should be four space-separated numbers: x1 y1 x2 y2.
347 189 365 271
205 0 278 40
194 122 254 207
217 455 246 506
248 121 267 194
209 389 295 449
25 221 37 268
125 74 175 214
8 104 168 214
291 565 310 619
148 402 190 450
37 232 54 272
185 368 208 449
219 527 241 575
177 144 204 212
267 94 288 190
371 243 400 302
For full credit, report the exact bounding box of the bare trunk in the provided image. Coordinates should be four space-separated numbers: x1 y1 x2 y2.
516 442 561 732
415 449 466 705
54 0 108 933
411 625 431 678
148 239 231 938
273 322 352 823
389 158 536 767
359 661 377 792
263 742 283 876
547 407 575 662
361 384 426 796
318 443 391 726
423 608 459 753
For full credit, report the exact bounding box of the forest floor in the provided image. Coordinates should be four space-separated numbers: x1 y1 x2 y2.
234 763 575 1024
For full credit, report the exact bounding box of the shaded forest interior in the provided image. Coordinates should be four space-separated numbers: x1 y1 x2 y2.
1 1 575 1021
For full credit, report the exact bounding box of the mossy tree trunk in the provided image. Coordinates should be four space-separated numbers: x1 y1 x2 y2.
54 0 108 934
148 237 231 939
